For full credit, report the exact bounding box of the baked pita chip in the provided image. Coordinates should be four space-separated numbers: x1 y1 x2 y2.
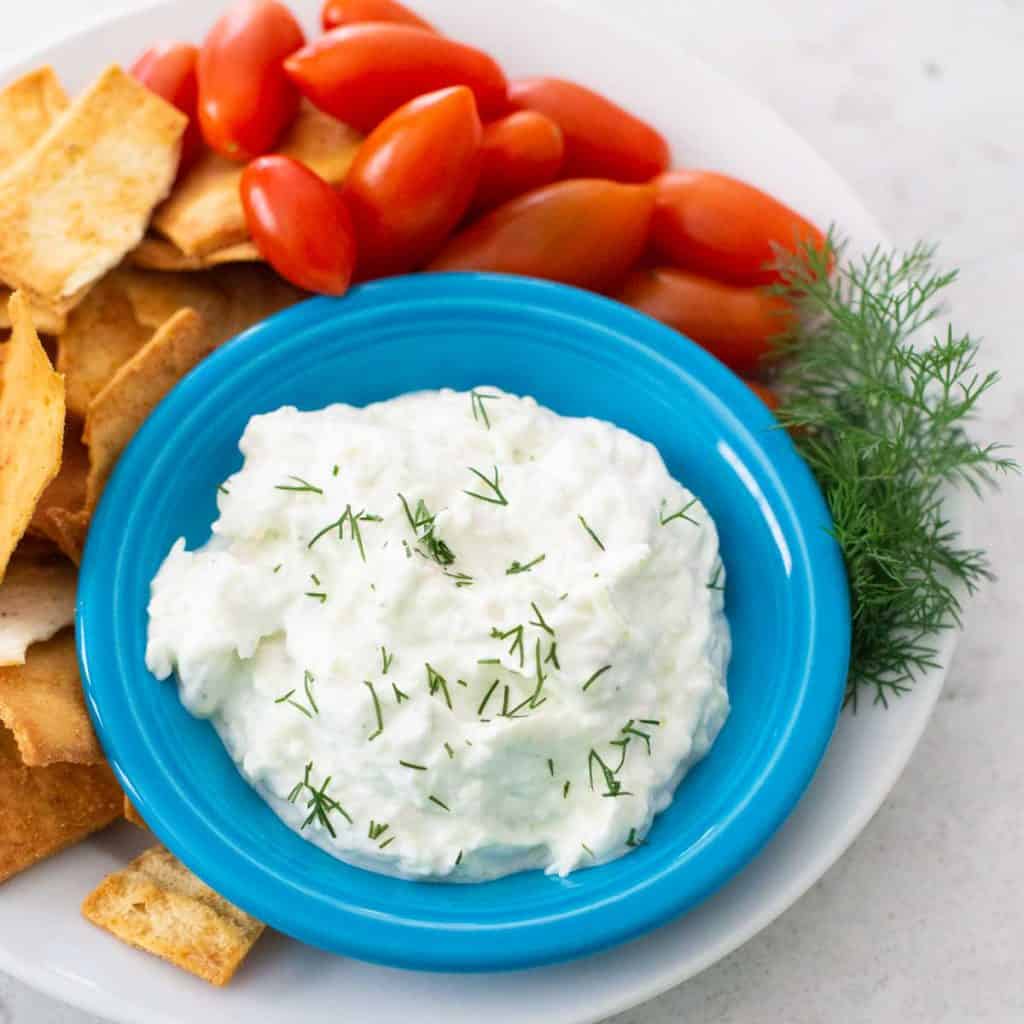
0 542 75 666
0 292 65 583
40 507 89 567
0 721 120 884
0 65 187 316
29 423 88 540
82 845 265 985
152 101 361 256
0 66 68 171
0 627 101 766
117 269 231 332
83 308 210 513
0 292 65 335
129 236 261 272
124 795 147 828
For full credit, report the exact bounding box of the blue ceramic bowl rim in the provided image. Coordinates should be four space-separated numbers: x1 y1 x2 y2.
77 272 849 972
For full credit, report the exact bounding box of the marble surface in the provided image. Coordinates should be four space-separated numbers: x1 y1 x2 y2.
1 0 1021 1021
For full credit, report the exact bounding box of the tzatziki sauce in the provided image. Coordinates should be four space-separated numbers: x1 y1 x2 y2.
146 389 730 880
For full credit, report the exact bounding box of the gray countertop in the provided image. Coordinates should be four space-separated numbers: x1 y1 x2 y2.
2 1 1021 1021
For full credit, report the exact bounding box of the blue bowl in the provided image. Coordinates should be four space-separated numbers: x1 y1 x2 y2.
77 273 849 973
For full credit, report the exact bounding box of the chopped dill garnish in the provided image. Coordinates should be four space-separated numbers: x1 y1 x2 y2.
381 646 394 674
508 639 548 715
470 389 502 429
528 601 554 636
217 484 229 495
544 642 560 670
547 758 555 777
477 679 500 716
506 554 546 575
273 564 282 573
707 565 724 591
273 689 312 718
310 573 320 586
443 742 455 759
392 682 410 704
456 678 469 687
588 748 632 798
577 514 605 551
581 665 612 692
398 494 456 565
399 760 426 771
444 569 475 588
275 475 323 495
490 623 525 667
639 718 661 726
332 464 339 477
308 505 382 561
477 657 501 665
363 680 384 740
428 795 450 812
621 718 659 756
305 591 327 604
303 670 318 714
659 497 698 526
463 465 508 505
581 843 595 859
425 663 452 709
626 828 645 848
288 763 351 837
455 849 463 866
368 820 389 841
563 780 571 799
379 836 395 850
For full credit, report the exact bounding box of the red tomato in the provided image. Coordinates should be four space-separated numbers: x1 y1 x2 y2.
744 380 779 411
507 78 668 183
429 179 655 292
131 42 202 173
343 86 482 279
651 171 828 285
198 0 305 161
241 155 357 295
470 111 564 215
321 0 435 32
613 266 792 375
284 24 506 133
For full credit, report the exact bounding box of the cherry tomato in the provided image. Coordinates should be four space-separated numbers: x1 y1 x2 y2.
241 155 356 295
131 42 202 173
651 170 828 285
507 78 668 183
284 24 506 133
744 380 779 411
198 0 305 161
613 266 791 375
470 111 564 215
321 0 435 32
343 86 482 279
429 179 655 292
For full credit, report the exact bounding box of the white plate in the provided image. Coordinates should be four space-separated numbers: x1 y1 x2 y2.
0 1 956 1021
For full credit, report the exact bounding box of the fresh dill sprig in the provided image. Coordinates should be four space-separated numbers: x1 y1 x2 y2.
464 465 508 505
392 682 410 704
660 497 698 526
399 759 427 771
363 680 384 740
470 389 502 429
581 665 612 692
706 565 724 591
455 849 464 866
444 569 475 588
771 238 1017 708
477 679 500 716
581 843 595 859
308 505 381 561
305 591 327 604
563 780 571 799
626 828 645 848
528 601 555 636
490 623 525 667
398 494 456 565
368 820 389 841
588 748 632 798
379 836 395 850
577 514 605 551
428 794 450 812
444 742 455 759
506 554 546 575
275 475 323 495
273 688 312 718
544 642 560 670
381 646 394 674
217 484 230 495
547 758 555 777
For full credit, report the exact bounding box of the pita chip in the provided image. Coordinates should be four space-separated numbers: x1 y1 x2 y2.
0 291 65 583
40 507 89 567
0 294 66 336
129 236 261 272
0 65 187 316
0 542 75 666
0 627 101 766
0 721 120 884
82 846 265 986
124 795 147 828
83 308 210 512
152 101 361 256
29 424 88 540
0 66 68 171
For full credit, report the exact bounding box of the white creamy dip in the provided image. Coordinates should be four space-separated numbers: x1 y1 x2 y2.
146 389 730 880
